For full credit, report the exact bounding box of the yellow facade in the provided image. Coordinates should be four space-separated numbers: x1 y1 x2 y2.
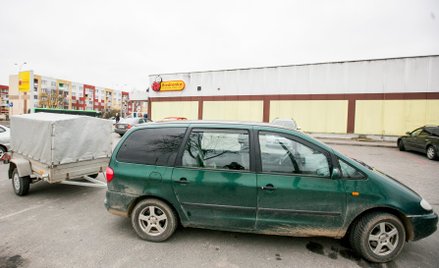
203 101 263 122
151 101 198 121
355 100 439 135
270 100 348 133
18 71 31 92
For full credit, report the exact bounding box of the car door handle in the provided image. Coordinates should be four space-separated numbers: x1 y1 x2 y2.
175 177 189 184
261 184 276 191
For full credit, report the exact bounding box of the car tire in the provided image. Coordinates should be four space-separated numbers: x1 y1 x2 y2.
350 212 406 263
11 168 31 196
131 199 177 242
397 140 405 151
426 146 438 160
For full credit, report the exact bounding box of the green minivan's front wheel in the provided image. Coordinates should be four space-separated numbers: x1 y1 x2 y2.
350 212 406 263
131 199 177 242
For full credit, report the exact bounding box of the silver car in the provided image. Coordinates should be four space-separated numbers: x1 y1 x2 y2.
271 118 301 131
114 118 147 136
0 124 11 154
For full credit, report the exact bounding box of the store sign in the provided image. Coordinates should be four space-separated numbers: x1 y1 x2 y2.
152 79 185 92
18 71 31 92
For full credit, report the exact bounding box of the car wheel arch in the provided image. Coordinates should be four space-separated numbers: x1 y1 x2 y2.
8 162 16 179
424 142 433 150
344 206 414 242
0 144 7 153
128 195 183 226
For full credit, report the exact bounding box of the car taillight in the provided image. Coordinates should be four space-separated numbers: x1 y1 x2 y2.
106 167 114 183
127 124 132 129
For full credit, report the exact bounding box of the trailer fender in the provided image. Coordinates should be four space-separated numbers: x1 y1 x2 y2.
9 159 32 179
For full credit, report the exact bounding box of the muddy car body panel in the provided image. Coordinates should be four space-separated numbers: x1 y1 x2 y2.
105 121 437 262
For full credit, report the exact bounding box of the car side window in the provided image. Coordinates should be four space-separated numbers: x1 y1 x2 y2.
419 130 429 136
0 127 4 133
116 127 186 166
339 159 366 179
259 132 330 177
411 128 423 136
182 129 250 171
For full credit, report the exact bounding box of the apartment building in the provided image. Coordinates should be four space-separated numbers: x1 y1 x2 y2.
8 71 129 116
0 85 8 118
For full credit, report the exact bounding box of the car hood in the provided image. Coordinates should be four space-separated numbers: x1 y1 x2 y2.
351 158 419 197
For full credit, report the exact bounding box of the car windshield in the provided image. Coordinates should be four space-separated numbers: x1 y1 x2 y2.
119 118 138 124
352 158 373 170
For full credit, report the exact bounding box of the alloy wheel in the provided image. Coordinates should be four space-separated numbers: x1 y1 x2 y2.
427 147 435 160
368 222 399 256
138 205 168 236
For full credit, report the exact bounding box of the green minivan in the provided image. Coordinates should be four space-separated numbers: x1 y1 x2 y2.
105 121 437 263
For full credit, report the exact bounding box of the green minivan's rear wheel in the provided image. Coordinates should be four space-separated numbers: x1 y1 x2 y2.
350 212 406 263
131 199 177 242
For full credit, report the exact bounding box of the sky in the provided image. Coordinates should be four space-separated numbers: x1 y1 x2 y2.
1 0 438 92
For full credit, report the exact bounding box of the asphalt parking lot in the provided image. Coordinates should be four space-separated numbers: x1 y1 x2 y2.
0 134 438 268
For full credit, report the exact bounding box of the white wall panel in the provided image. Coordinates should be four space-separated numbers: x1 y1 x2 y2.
429 57 439 90
149 56 439 98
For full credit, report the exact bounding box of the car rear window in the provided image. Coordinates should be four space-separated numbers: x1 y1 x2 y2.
426 127 439 136
116 127 187 166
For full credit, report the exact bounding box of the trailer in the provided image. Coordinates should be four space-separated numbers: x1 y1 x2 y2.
6 113 113 196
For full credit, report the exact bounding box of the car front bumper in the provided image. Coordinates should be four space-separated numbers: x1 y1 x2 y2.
408 212 438 241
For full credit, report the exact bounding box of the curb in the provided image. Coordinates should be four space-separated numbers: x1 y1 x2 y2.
317 139 396 148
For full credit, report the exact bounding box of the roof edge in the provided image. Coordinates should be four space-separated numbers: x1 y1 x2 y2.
149 55 439 77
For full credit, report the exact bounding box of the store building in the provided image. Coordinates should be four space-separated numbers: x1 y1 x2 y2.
128 90 148 117
8 72 129 116
147 55 439 136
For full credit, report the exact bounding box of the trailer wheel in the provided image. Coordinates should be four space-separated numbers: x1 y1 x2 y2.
12 168 31 196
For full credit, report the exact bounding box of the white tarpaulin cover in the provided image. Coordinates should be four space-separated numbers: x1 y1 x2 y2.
11 113 112 165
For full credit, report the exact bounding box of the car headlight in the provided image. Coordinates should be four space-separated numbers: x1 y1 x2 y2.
420 199 433 211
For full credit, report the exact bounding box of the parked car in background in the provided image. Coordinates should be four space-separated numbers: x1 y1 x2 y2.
114 118 147 136
0 124 11 154
105 121 437 263
271 118 301 131
157 117 188 122
108 117 116 125
397 126 439 160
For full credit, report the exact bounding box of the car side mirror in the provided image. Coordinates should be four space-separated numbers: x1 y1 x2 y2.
331 168 341 180
297 126 301 131
406 132 411 135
